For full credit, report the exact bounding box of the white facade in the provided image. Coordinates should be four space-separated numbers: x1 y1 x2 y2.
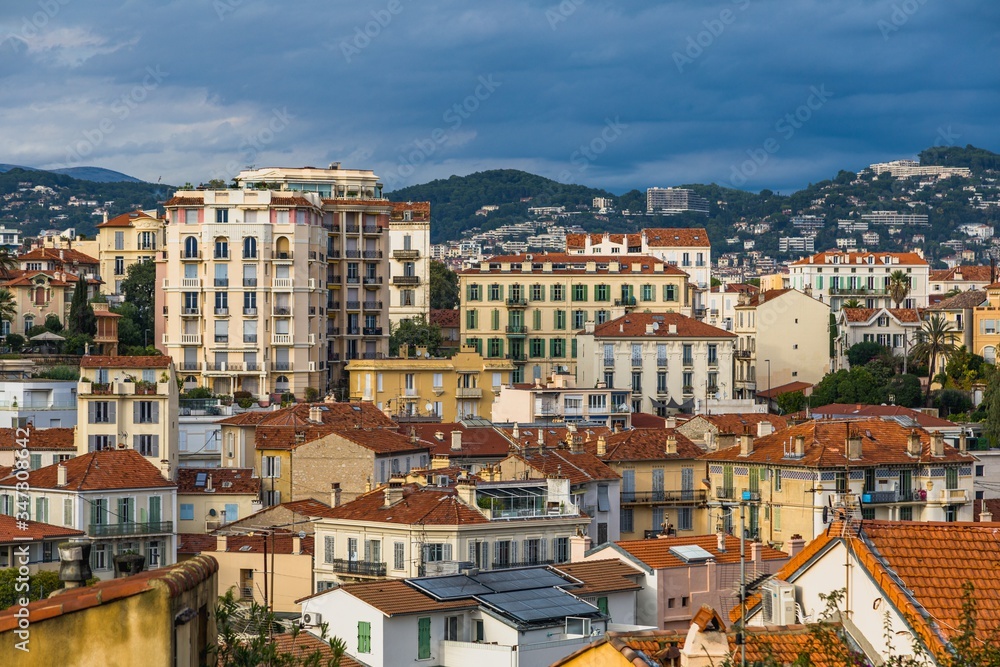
788 251 930 312
492 375 632 430
0 379 77 428
178 414 223 468
387 204 431 326
834 308 921 371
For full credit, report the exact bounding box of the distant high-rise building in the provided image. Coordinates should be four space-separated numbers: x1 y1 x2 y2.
645 187 709 215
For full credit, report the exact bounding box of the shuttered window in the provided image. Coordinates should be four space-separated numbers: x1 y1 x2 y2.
417 617 431 659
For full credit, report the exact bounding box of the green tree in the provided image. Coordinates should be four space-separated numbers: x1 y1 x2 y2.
120 260 156 341
842 298 863 308
982 371 1000 447
67 277 96 336
0 288 16 325
936 389 973 417
888 269 911 308
877 373 923 408
0 568 63 609
0 248 18 280
112 301 144 348
847 341 887 368
62 332 93 355
389 316 444 357
44 313 63 333
911 314 960 403
429 260 459 310
4 333 24 352
775 391 805 414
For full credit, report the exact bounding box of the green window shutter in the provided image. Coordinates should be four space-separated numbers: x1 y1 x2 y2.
598 596 609 615
571 339 577 358
358 621 371 653
418 617 431 659
466 284 473 300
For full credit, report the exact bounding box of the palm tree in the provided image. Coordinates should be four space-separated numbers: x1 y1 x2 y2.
887 269 910 308
0 288 15 324
0 248 17 280
911 314 960 402
842 298 863 308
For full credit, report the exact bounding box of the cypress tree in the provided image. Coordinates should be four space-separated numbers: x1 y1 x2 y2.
67 277 96 336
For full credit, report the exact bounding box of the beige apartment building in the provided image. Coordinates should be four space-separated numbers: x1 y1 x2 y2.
346 344 514 421
387 202 431 325
459 253 692 382
76 355 179 479
787 250 930 312
95 209 164 302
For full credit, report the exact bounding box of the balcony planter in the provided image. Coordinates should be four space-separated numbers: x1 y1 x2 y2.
112 552 146 578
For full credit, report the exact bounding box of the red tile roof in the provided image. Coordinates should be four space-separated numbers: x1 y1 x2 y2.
590 312 735 338
97 210 161 228
497 425 610 451
178 531 314 556
251 402 402 452
734 288 791 307
217 410 273 426
429 308 460 329
929 265 993 282
565 228 711 249
614 534 789 569
789 250 928 266
0 513 85 543
502 448 620 484
319 484 489 526
270 633 365 667
80 355 171 368
18 247 99 265
0 269 97 288
754 381 813 400
840 307 921 323
176 468 259 495
553 559 643 595
461 253 689 276
408 423 513 458
590 428 702 462
630 413 668 428
342 579 478 616
389 201 430 221
809 404 958 428
0 555 218 633
0 427 76 450
699 418 974 467
932 289 987 310
688 413 789 435
0 449 176 491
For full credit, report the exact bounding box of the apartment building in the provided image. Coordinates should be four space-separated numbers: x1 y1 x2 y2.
76 356 178 478
18 246 100 278
0 268 101 335
834 307 922 370
868 159 971 180
387 202 431 325
176 467 260 534
0 427 76 469
703 283 758 331
787 250 929 312
926 289 985 354
492 373 632 430
565 228 712 292
645 188 710 215
0 378 77 429
95 209 163 302
346 345 514 421
459 253 691 382
701 419 977 542
972 282 1000 363
928 265 993 299
733 289 830 399
577 313 736 415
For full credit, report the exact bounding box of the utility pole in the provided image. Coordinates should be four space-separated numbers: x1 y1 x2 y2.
739 501 747 667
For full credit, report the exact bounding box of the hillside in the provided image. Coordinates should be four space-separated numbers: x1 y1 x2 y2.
0 164 145 183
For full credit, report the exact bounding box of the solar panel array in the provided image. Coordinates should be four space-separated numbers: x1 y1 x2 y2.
476 568 573 593
479 588 598 624
408 574 493 600
669 544 715 563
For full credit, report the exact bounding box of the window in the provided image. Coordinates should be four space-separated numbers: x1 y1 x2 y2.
900 506 913 521
35 497 48 524
530 338 545 357
491 309 500 330
394 542 405 570
114 231 125 250
663 284 677 301
445 615 460 641
531 284 544 301
657 372 667 393
117 497 135 524
641 284 654 301
631 371 642 392
572 284 588 301
620 507 634 533
357 621 371 654
551 284 565 301
90 401 113 424
553 537 569 563
773 468 782 492
554 310 566 330
773 506 782 531
63 498 73 527
835 471 848 493
262 456 281 478
594 284 609 301
215 208 229 223
433 373 443 390
678 507 693 531
572 310 586 329
243 236 257 258
423 543 452 562
595 309 610 324
466 283 481 301
551 338 565 357
214 237 229 259
946 467 958 490
92 544 108 571
466 309 478 329
418 618 431 660
114 256 125 276
474 619 485 642
488 283 502 301
135 401 157 424
180 504 194 521
134 434 159 457
146 540 162 567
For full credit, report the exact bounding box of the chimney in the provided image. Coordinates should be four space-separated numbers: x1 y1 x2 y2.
292 535 302 555
309 405 323 424
597 435 607 457
512 424 520 440
538 428 545 446
665 416 677 429
57 464 68 487
847 432 862 460
450 430 462 451
160 459 171 480
931 432 944 458
787 534 806 557
757 421 775 438
58 540 93 589
384 478 406 507
751 541 762 563
980 501 993 523
331 482 342 508
569 533 592 562
907 430 922 457
456 475 477 507
216 535 227 552
665 433 677 455
645 323 654 335
959 431 968 453
794 435 805 458
739 433 754 457
716 531 726 553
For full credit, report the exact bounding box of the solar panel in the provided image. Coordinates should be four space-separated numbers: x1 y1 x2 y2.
669 545 715 563
475 567 570 592
479 588 598 624
408 575 492 600
195 472 207 487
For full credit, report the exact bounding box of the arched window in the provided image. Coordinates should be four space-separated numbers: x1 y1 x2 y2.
214 237 229 259
184 236 198 258
23 316 34 335
243 237 257 259
274 236 290 259
984 347 996 365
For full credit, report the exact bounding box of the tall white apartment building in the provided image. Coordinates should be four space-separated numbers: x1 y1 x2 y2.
645 188 709 215
868 159 971 180
387 202 431 325
787 250 930 312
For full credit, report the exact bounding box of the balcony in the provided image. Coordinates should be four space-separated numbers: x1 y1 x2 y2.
392 249 420 260
505 325 528 336
328 274 342 283
735 350 752 359
179 362 200 371
657 357 667 367
363 327 383 336
181 278 202 288
182 307 200 317
272 334 294 345
344 250 362 259
346 275 360 285
345 224 360 233
716 487 735 500
392 275 420 286
621 490 707 504
243 334 258 344
272 307 291 316
214 278 229 287
630 356 642 367
180 334 202 345
603 357 614 368
328 250 342 259
182 251 201 260
829 287 889 296
272 278 293 289
243 278 258 287
934 488 969 504
328 300 341 310
89 521 172 537
694 307 707 318
328 327 341 336
363 250 383 259
273 361 292 371
347 327 361 335
272 252 294 261
456 387 483 399
346 301 361 310
327 559 386 577
614 297 637 308
243 307 258 316
245 362 260 372
214 308 229 317
243 252 258 260
214 335 229 344
682 357 694 368
505 297 527 308
214 252 230 261
363 276 383 287
682 385 694 394
363 301 383 309
362 225 382 235
860 489 916 504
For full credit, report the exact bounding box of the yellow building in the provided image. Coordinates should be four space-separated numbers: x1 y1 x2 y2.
176 467 261 534
76 355 179 478
346 344 514 421
95 209 164 301
459 253 692 382
589 426 710 540
972 283 1000 363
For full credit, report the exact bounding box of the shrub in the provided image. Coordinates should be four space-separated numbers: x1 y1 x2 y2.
183 387 213 400
4 333 24 352
304 387 320 402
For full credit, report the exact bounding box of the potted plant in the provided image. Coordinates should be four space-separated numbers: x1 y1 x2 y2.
112 550 146 578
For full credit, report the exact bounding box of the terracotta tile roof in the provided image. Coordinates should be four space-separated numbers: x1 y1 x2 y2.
80 355 171 369
389 201 431 221
716 282 760 294
735 288 790 307
0 555 218 633
502 448 621 484
280 498 337 518
429 308 460 329
754 382 813 400
630 413 669 428
252 402 400 451
217 410 272 426
497 425 610 451
270 632 365 667
178 531 314 556
409 422 513 458
176 533 217 554
461 253 689 276
0 427 76 450
614 534 788 569
176 468 259 495
929 265 993 282
0 269 95 288
18 247 99 265
553 559 643 595
319 484 489 526
0 466 10 480
691 413 789 435
328 427 429 455
589 428 702 462
0 513 85 543
590 312 735 338
699 418 974 467
0 449 176 491
932 289 987 310
809 404 958 428
96 209 161 228
343 579 478 616
565 228 711 249
789 250 928 266
840 307 921 323
269 195 320 208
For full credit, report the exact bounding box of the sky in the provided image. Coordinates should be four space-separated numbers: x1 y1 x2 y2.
0 0 997 194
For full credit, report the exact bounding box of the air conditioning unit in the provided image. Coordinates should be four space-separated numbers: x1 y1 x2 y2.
302 612 323 627
206 521 220 531
761 579 796 625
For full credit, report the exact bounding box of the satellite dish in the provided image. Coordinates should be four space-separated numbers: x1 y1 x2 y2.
298 530 306 540
425 402 433 412
208 509 217 517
